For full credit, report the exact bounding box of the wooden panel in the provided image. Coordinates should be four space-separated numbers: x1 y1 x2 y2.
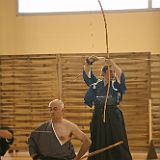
1 52 160 152
151 54 160 147
0 54 59 150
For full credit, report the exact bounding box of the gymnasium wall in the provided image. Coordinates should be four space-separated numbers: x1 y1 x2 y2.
0 0 160 153
0 0 160 54
0 52 160 152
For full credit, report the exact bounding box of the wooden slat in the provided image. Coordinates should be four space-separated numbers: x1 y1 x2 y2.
151 54 160 147
1 52 160 152
0 54 58 151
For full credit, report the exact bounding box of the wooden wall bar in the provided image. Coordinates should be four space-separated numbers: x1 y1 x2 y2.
0 54 58 150
151 54 160 147
0 52 159 152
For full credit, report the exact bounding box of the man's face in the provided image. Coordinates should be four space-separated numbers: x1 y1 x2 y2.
104 69 115 80
48 103 63 118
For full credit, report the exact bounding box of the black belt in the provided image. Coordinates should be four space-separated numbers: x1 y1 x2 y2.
94 105 119 110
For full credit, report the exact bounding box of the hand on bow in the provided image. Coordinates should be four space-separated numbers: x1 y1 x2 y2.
85 55 100 65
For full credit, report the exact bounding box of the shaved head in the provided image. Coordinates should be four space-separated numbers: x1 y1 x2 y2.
48 99 64 109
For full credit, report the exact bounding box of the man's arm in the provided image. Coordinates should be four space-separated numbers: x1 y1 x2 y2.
107 59 126 97
0 130 13 139
70 122 91 160
83 56 99 86
84 55 100 76
106 59 122 83
28 133 40 160
83 63 91 77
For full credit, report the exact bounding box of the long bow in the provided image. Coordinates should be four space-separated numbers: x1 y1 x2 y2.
97 0 111 122
80 141 123 159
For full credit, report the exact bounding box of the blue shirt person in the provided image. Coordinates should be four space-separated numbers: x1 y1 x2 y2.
83 56 132 160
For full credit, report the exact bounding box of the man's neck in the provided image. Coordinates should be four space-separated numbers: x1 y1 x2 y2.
52 117 63 124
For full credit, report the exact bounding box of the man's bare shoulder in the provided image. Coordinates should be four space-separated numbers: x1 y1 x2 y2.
63 119 79 130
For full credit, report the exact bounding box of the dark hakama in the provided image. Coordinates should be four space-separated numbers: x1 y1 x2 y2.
83 70 132 160
28 121 76 160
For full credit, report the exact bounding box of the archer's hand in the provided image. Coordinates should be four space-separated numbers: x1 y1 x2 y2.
85 55 99 65
105 59 112 65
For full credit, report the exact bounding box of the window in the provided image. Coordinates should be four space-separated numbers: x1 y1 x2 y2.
152 0 160 8
17 0 160 14
104 0 148 10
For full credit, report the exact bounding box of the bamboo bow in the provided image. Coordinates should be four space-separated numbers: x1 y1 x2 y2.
97 0 111 122
80 141 123 159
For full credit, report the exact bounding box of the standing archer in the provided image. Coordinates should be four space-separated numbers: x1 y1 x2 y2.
83 56 132 160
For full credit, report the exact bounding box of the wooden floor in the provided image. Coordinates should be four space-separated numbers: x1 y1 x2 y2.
1 152 160 160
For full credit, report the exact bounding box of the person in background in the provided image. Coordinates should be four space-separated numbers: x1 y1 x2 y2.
0 127 14 160
83 56 132 160
28 99 91 160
